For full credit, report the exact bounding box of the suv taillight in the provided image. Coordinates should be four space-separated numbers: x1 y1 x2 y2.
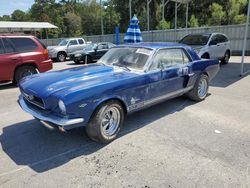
43 49 49 59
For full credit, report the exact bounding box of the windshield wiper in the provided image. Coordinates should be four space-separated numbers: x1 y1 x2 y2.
112 63 131 72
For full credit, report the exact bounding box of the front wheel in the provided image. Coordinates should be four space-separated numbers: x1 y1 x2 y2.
57 52 66 62
86 101 124 143
187 74 209 102
221 51 230 64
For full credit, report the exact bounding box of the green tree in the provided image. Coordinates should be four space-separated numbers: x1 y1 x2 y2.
156 19 170 30
190 14 199 27
64 12 82 36
209 3 225 25
11 10 29 21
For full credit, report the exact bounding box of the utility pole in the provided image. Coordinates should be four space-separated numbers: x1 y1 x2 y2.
147 0 152 31
129 0 132 20
100 0 104 35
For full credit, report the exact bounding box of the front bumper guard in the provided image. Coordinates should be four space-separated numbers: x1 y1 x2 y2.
18 96 84 127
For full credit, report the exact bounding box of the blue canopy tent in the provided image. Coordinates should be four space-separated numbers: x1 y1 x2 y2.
124 15 143 43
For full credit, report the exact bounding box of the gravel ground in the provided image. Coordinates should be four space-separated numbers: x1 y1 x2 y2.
0 56 249 188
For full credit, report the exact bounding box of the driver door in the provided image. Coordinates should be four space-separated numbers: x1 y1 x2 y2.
209 35 220 59
146 48 193 102
67 39 79 55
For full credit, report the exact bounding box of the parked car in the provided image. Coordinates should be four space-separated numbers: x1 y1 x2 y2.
179 33 231 64
0 35 52 83
70 42 115 64
18 42 219 143
47 38 86 62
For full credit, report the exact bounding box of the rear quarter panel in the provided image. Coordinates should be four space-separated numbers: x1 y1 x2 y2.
192 59 220 81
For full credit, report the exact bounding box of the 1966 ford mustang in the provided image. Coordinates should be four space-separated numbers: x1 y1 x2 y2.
18 42 219 143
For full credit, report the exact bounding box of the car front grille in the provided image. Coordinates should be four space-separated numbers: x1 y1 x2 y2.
22 91 45 110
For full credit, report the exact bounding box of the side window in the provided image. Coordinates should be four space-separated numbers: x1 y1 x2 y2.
150 49 190 70
69 40 78 46
2 38 15 54
78 39 84 44
97 44 108 50
210 35 219 45
218 34 228 43
10 38 37 52
0 40 4 54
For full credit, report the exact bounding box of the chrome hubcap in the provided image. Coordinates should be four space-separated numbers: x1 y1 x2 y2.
59 54 65 61
198 78 208 98
101 107 120 137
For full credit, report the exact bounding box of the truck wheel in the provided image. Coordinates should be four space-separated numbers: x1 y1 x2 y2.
14 65 38 83
221 51 230 64
86 101 125 143
187 74 209 102
57 52 66 62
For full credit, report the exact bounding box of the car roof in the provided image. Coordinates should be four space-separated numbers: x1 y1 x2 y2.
119 42 188 50
186 32 226 36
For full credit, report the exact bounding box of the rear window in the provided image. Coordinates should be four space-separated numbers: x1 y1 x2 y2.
10 38 38 52
78 39 84 44
0 40 4 54
2 38 15 54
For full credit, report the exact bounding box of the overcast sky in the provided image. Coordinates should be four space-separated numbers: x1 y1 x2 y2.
0 0 34 16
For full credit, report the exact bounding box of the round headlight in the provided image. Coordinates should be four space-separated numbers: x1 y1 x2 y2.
58 100 66 115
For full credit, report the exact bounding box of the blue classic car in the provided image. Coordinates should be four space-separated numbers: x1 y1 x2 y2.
18 42 219 143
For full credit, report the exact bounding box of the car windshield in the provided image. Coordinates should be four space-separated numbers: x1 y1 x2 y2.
180 34 211 45
98 47 153 71
58 39 69 46
85 43 97 51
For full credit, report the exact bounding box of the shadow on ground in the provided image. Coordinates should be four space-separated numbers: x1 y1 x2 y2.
211 62 250 88
0 96 195 173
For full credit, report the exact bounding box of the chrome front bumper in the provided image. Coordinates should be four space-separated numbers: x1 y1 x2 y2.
18 96 84 127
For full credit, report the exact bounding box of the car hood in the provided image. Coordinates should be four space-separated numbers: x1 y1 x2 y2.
47 46 66 51
19 64 138 99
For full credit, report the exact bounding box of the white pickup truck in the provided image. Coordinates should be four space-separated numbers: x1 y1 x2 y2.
48 38 86 62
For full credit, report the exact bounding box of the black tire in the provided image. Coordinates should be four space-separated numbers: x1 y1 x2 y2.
201 53 210 59
14 65 38 83
57 52 66 62
74 60 81 64
187 74 209 102
221 51 230 64
86 100 125 143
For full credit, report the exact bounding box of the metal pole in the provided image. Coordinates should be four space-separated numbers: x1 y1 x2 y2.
162 0 164 22
240 0 250 76
147 0 151 31
175 0 177 41
129 0 132 20
100 0 104 35
186 2 189 34
45 29 48 46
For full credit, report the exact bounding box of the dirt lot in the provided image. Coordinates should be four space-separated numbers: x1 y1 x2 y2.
0 57 250 188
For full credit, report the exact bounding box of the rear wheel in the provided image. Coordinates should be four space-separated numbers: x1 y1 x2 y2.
86 101 124 143
187 74 209 102
221 51 230 64
14 65 38 83
57 52 66 62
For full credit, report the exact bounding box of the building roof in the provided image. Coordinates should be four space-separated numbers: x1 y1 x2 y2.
0 21 58 32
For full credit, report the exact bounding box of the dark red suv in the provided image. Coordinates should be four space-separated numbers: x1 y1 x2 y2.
0 35 53 83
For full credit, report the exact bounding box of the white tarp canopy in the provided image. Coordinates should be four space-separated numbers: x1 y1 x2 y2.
0 21 58 32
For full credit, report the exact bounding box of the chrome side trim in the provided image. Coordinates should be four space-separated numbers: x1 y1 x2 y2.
128 86 193 112
18 96 84 126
